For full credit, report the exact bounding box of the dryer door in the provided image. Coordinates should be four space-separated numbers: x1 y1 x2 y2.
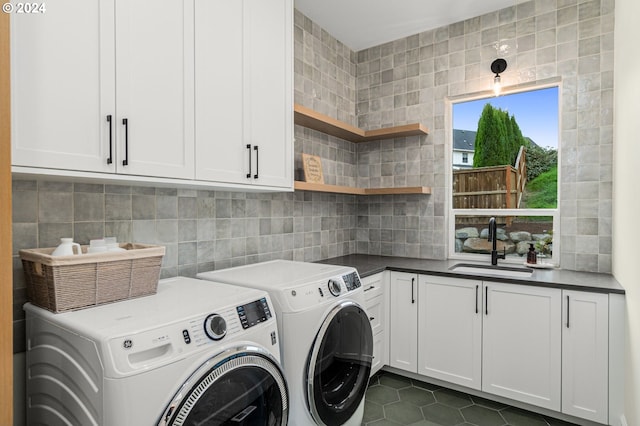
306 300 373 425
159 346 288 426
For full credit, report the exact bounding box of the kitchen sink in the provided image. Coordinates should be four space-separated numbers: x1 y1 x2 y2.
449 263 534 278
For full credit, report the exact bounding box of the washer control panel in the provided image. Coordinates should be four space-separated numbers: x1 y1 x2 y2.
237 297 272 329
203 313 227 340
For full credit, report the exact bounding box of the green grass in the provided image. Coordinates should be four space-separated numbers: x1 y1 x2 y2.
521 166 557 209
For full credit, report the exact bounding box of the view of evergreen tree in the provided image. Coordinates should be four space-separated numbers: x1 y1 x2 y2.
473 104 529 167
510 114 526 163
472 104 508 167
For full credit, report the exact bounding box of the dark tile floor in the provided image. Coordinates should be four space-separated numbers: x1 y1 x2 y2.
362 371 579 426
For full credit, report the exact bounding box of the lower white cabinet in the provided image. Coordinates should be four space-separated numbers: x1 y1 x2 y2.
389 272 418 373
407 274 613 423
417 275 482 390
417 276 562 411
482 281 561 411
562 290 609 423
362 272 388 376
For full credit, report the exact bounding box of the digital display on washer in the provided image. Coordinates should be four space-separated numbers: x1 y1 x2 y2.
342 271 362 291
237 297 272 329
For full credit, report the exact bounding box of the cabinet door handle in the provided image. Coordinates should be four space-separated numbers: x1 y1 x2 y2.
122 118 129 166
566 295 570 328
411 277 415 304
254 145 259 179
106 115 113 164
485 286 488 315
246 144 252 178
364 285 376 292
369 316 375 321
475 284 479 314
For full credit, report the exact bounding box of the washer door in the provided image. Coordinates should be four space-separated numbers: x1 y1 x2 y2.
306 300 373 425
159 346 288 426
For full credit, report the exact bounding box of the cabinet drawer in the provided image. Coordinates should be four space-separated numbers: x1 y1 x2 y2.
362 274 384 301
366 294 384 336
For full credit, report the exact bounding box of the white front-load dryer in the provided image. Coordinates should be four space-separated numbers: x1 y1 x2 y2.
198 260 373 426
24 276 288 426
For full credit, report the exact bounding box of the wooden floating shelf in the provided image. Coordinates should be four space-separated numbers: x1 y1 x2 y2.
294 181 431 195
294 103 429 143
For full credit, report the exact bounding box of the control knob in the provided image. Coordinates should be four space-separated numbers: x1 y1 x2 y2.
204 314 227 340
328 279 342 297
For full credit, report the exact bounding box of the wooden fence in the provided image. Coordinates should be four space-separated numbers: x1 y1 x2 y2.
453 146 527 224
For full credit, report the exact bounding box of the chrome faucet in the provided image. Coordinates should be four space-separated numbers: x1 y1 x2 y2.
488 217 506 266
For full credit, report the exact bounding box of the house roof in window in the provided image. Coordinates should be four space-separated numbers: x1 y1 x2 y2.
453 129 476 151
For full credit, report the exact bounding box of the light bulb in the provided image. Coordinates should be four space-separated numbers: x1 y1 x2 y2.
493 74 502 97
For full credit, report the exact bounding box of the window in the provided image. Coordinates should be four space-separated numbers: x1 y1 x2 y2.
448 85 559 265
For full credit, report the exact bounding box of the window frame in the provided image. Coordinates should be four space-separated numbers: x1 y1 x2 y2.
445 81 561 266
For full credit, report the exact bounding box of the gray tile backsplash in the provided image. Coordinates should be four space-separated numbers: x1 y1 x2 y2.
12 180 357 320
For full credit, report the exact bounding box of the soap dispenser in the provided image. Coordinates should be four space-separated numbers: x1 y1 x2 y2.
527 243 537 264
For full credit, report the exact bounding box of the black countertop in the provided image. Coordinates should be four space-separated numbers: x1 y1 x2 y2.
317 254 625 294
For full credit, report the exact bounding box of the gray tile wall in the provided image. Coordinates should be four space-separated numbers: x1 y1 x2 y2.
294 9 357 125
12 179 357 350
352 0 614 272
293 9 359 187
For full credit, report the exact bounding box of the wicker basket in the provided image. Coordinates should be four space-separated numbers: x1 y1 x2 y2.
20 243 165 313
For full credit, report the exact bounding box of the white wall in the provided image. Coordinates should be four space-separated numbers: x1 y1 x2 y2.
613 0 640 423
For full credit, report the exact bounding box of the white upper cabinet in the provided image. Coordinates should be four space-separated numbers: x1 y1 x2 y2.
11 0 195 179
243 0 292 189
11 0 115 173
195 0 293 189
114 0 195 179
12 0 291 189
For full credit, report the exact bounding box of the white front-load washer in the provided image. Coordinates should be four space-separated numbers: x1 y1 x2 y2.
198 260 373 426
24 276 288 426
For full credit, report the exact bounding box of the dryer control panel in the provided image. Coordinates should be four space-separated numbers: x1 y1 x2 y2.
342 271 362 291
284 269 363 312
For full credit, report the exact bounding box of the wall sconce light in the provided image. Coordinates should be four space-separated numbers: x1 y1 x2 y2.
491 58 507 96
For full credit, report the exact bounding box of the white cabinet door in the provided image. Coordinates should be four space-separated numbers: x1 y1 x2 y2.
115 0 194 179
562 291 608 423
418 275 482 390
12 0 194 179
482 281 561 411
389 272 417 373
244 0 293 189
194 0 246 184
11 0 115 173
195 0 292 189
